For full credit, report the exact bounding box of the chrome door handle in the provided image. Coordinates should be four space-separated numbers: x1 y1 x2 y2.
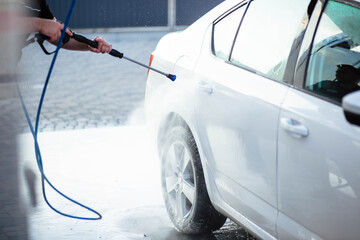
280 118 309 138
197 81 213 94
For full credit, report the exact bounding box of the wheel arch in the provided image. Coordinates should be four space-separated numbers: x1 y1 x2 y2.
157 112 190 155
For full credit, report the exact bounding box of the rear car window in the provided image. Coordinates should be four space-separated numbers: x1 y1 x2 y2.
230 0 309 81
213 3 248 61
305 0 360 103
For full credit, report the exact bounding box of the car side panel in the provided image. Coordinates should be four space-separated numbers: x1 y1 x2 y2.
193 24 289 238
277 88 360 240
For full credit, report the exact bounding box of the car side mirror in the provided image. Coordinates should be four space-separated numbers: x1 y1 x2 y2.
342 90 360 126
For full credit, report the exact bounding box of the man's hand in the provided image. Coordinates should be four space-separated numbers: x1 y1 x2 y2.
38 18 72 43
89 36 112 54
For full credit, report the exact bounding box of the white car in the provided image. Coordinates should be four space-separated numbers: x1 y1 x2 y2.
145 0 360 239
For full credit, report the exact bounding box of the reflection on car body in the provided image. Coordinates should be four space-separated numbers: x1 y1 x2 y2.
145 0 360 239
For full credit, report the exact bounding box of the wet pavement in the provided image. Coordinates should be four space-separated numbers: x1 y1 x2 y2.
18 127 257 240
1 31 257 239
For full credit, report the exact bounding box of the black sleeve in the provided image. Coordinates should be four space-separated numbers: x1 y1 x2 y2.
39 0 54 19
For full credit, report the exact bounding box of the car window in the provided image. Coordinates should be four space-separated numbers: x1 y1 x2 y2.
305 0 360 103
230 0 309 81
213 3 248 61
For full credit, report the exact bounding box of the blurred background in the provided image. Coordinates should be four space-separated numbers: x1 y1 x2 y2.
48 0 220 30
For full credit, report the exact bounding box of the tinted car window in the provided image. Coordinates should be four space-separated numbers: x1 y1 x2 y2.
305 0 360 103
230 0 309 81
213 3 248 61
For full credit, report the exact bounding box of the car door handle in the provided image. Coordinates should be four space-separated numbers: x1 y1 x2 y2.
197 81 213 94
280 118 309 138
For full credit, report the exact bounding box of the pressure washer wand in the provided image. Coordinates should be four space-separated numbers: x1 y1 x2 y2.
72 33 176 81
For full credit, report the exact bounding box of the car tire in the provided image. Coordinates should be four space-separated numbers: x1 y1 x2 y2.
160 124 227 234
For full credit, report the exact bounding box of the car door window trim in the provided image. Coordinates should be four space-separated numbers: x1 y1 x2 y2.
228 1 252 62
283 0 318 84
213 0 249 25
292 0 327 89
211 1 250 62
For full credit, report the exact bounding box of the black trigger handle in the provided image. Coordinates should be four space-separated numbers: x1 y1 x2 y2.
34 32 71 55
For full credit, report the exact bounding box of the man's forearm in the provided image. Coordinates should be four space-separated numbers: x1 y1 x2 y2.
0 14 43 34
62 38 89 51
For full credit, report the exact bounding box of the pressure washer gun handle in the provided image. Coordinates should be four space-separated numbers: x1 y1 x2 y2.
72 33 124 59
34 32 71 55
34 33 50 54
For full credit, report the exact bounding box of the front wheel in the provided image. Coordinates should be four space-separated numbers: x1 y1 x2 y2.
160 125 226 234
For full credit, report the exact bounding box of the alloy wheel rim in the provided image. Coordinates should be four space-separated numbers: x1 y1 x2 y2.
164 140 196 222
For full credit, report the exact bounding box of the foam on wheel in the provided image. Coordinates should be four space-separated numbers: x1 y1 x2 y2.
160 124 226 234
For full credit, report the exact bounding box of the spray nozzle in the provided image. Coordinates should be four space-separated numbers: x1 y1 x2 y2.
167 74 177 81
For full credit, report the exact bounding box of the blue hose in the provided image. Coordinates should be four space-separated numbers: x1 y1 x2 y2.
18 0 102 220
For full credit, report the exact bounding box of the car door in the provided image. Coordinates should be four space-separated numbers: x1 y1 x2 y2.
193 0 310 237
277 1 360 239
